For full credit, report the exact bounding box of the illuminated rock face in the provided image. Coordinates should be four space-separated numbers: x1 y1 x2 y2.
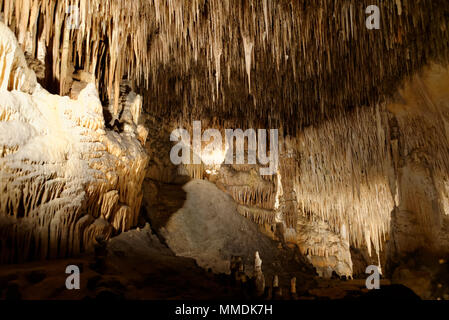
157 179 315 282
139 67 449 279
296 217 353 279
0 23 148 263
0 20 36 93
182 65 449 279
386 65 449 264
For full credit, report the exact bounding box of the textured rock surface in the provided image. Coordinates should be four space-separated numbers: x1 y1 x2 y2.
0 224 248 300
2 0 449 132
387 65 449 265
138 66 449 281
1 1 449 300
160 179 274 275
156 179 314 283
0 22 148 263
296 215 353 279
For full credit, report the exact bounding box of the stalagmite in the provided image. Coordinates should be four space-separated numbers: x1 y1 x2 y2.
278 139 298 230
272 275 282 300
290 277 297 300
273 275 278 288
254 251 265 297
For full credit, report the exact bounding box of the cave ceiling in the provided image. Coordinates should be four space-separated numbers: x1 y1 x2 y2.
2 0 449 133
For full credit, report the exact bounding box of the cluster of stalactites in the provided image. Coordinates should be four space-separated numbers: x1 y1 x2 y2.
2 0 449 129
228 185 276 210
237 205 276 225
292 104 394 257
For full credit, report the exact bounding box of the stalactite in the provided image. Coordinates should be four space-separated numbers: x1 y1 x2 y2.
278 139 298 229
237 205 275 225
1 0 448 130
294 104 394 258
228 185 275 210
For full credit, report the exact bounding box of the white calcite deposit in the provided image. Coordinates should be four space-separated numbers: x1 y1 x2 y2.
0 22 148 263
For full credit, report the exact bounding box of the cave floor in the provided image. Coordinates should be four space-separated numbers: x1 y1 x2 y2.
0 221 417 301
0 250 245 300
0 181 421 300
0 253 397 300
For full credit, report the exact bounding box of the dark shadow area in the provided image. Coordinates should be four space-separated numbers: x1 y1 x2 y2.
356 284 421 300
143 181 189 233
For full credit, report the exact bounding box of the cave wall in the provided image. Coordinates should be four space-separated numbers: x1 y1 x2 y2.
140 65 449 279
387 65 449 266
0 22 148 263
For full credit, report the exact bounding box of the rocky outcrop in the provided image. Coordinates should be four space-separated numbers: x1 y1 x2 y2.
0 23 148 263
296 215 353 279
159 179 280 275
386 65 449 266
155 179 314 283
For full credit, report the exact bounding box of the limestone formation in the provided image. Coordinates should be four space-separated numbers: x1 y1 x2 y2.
254 251 265 297
0 22 148 263
290 277 297 300
1 0 449 301
2 0 448 131
272 275 282 300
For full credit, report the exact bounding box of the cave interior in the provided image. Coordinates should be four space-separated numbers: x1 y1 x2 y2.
0 0 449 301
